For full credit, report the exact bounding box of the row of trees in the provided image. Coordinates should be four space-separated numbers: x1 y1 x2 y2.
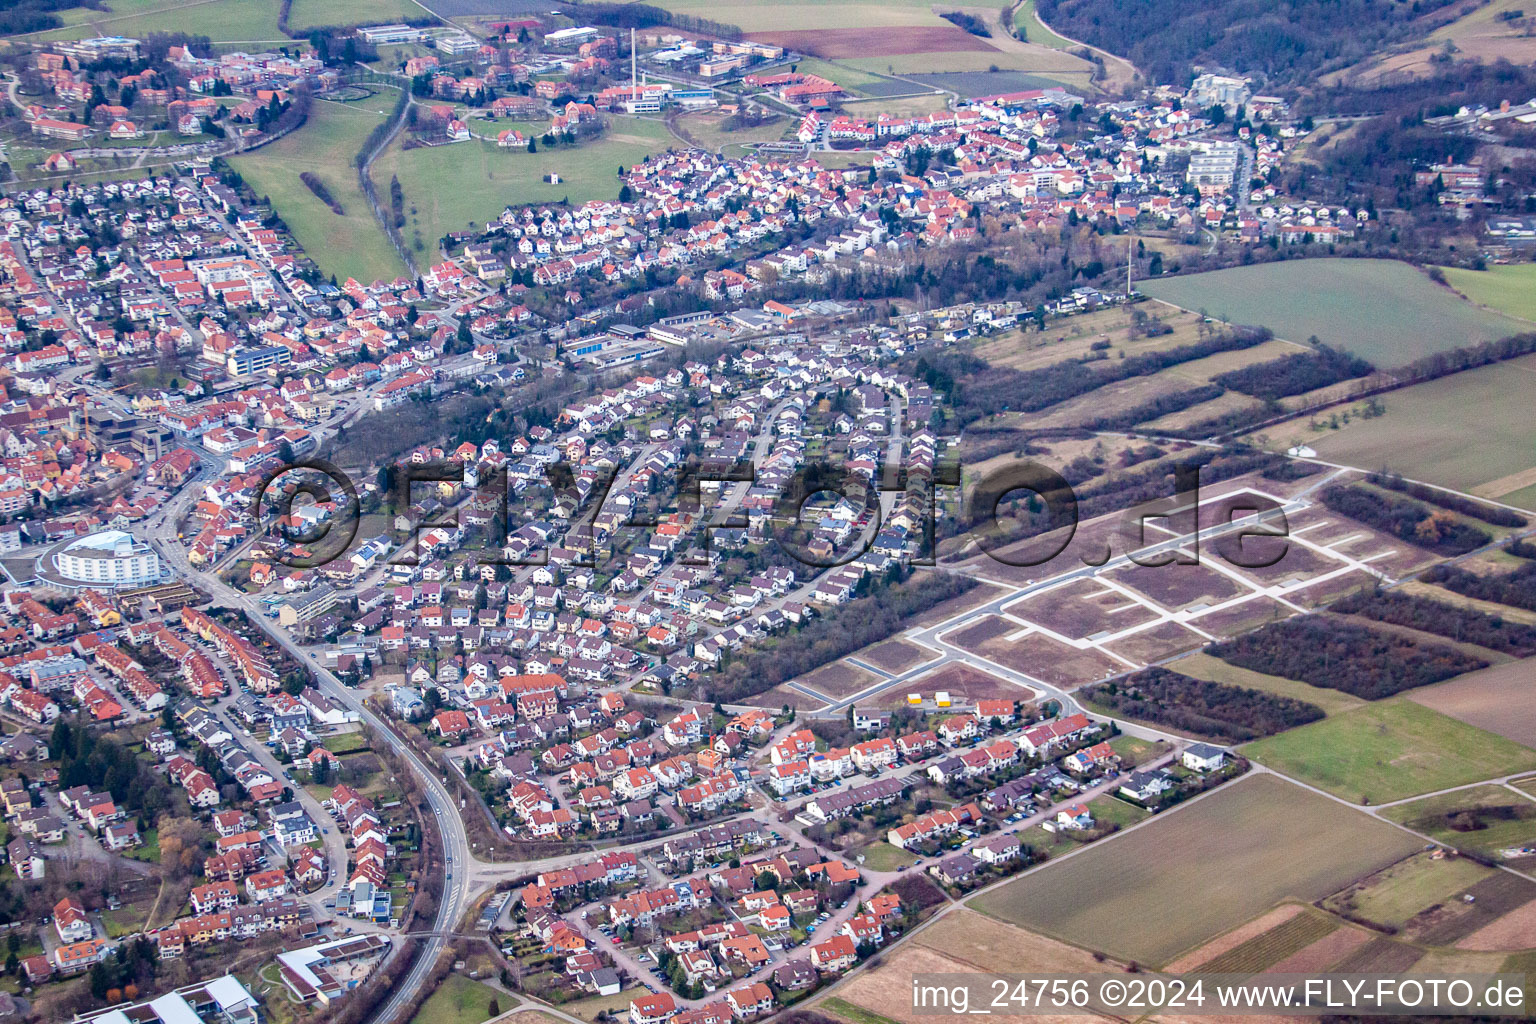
909 324 1272 428
946 443 1290 550
1426 560 1536 614
1083 667 1323 741
1081 382 1224 432
1321 484 1491 556
1332 587 1536 656
1366 471 1527 528
1207 616 1487 700
1213 344 1373 401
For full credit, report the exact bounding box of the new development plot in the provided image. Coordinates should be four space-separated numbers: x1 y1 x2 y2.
951 483 1401 686
949 616 1125 688
901 662 1035 705
972 774 1421 966
1241 699 1536 804
794 660 882 700
854 638 932 675
1141 259 1527 367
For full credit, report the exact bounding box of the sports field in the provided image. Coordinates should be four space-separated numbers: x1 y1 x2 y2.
1141 259 1528 367
230 92 407 286
788 58 901 95
1440 264 1536 322
1241 699 1536 805
370 118 672 261
1290 352 1536 502
32 0 284 42
971 774 1421 966
671 111 789 157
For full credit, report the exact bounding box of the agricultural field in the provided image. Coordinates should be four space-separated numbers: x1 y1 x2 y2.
969 300 1270 376
972 774 1421 966
1166 903 1307 971
30 0 284 43
821 909 1113 1024
1439 264 1536 322
840 93 951 118
653 0 986 33
1406 872 1536 946
652 0 1099 84
370 117 672 260
1190 908 1345 972
1241 699 1536 805
1409 659 1536 748
1140 259 1528 367
1280 353 1536 503
230 92 408 285
1382 785 1536 861
288 0 430 31
907 69 1091 96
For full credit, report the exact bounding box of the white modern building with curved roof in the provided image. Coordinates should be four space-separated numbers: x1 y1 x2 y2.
49 530 162 589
